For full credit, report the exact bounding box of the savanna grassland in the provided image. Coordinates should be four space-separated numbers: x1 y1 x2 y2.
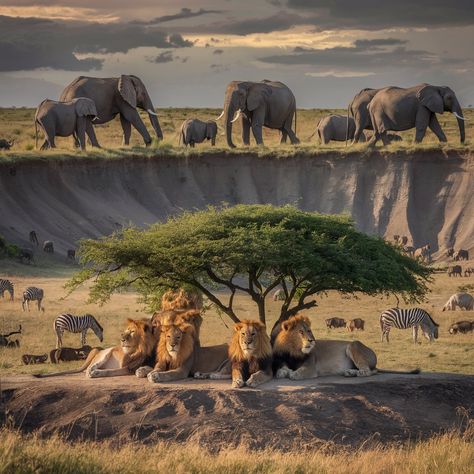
0 107 472 161
1 259 473 376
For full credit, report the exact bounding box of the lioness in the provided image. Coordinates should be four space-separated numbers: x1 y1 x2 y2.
34 319 157 378
273 314 419 380
142 321 229 383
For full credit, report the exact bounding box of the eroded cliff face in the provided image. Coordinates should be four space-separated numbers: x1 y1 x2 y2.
0 150 472 258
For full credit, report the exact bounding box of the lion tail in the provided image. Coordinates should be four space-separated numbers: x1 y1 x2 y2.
377 368 421 375
33 348 100 378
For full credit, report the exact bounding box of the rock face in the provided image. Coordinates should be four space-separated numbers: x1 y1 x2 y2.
0 150 472 258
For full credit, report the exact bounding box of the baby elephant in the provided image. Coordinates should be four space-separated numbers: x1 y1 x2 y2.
179 119 217 147
35 98 98 150
316 115 366 144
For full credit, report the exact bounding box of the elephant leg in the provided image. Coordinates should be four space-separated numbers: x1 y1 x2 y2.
85 122 100 148
121 109 152 146
242 116 251 146
414 109 430 143
367 132 379 148
76 118 87 150
120 115 132 146
211 136 216 146
283 115 299 145
428 114 447 142
190 142 195 148
280 130 288 144
380 132 390 146
251 108 265 145
40 140 50 150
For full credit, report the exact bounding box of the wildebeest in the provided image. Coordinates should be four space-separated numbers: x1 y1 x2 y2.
43 240 54 253
346 318 365 332
67 249 76 260
0 325 22 347
446 248 455 258
29 231 39 246
22 353 48 365
442 293 474 311
414 244 431 263
454 249 469 261
50 345 93 363
449 321 474 335
326 317 346 329
465 267 473 277
447 265 462 277
18 248 34 264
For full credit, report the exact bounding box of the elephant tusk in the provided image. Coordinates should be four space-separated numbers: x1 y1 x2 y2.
147 108 158 116
216 110 225 121
92 116 100 122
230 109 241 123
453 112 468 121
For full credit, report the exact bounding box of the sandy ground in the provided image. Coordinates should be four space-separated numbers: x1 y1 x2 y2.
2 372 473 450
1 150 473 258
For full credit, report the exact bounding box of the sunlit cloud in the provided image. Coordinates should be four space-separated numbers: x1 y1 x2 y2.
0 6 120 22
305 71 376 78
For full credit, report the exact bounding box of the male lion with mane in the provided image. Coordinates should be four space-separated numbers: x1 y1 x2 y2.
34 319 157 378
273 314 419 380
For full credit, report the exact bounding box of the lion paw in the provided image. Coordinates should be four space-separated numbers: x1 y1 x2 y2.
135 366 153 378
356 369 372 377
193 372 208 379
87 368 101 378
276 367 290 379
344 369 358 377
147 371 163 383
232 378 245 388
246 376 260 388
288 370 303 381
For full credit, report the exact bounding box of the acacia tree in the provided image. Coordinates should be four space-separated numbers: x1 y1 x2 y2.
68 204 432 337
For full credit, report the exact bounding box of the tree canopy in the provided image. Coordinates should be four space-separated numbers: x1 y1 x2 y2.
68 204 432 336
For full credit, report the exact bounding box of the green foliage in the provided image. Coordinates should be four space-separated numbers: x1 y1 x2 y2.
0 234 20 259
69 205 432 328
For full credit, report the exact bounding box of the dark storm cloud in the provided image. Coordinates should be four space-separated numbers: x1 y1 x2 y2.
132 7 224 25
260 40 445 70
286 0 474 29
0 15 192 72
146 50 189 63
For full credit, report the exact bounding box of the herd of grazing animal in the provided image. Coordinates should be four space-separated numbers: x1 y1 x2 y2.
3 284 469 384
0 74 466 151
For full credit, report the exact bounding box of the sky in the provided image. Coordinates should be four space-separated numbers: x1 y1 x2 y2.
0 0 473 108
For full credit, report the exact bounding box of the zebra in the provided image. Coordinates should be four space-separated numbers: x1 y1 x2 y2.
380 307 439 343
22 287 44 311
0 279 14 301
54 313 104 348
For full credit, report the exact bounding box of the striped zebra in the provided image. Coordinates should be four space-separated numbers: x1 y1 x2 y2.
380 307 439 343
54 313 104 348
22 287 44 311
0 279 14 301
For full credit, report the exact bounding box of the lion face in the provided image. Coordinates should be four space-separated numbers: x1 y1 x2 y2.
230 320 272 361
121 319 155 354
280 315 316 355
161 323 193 359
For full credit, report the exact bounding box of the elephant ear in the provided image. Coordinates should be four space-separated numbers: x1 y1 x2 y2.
118 75 137 108
417 85 443 114
75 98 98 117
247 84 272 111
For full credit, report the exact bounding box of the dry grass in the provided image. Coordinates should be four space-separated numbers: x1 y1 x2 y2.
0 107 472 163
1 424 473 474
0 268 473 376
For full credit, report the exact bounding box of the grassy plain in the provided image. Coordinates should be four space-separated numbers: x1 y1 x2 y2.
1 425 473 474
0 107 472 163
0 261 473 376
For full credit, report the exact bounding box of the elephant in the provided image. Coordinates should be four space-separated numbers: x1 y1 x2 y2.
179 119 218 147
218 80 299 148
35 98 98 150
315 115 367 144
367 84 466 146
346 88 382 144
60 75 163 147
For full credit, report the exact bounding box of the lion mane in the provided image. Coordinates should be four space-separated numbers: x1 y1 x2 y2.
156 322 196 370
160 288 203 312
229 320 272 362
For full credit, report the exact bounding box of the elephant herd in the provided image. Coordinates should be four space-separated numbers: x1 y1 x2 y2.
32 75 466 151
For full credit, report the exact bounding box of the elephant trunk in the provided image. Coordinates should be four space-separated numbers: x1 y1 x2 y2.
143 96 163 140
225 99 237 148
452 100 465 143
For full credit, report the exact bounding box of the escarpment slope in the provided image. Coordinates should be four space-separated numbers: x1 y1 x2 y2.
0 150 472 259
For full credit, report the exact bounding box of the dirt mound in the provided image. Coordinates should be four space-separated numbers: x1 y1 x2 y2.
2 373 473 450
0 150 473 259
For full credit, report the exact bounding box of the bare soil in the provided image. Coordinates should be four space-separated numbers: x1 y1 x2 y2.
2 373 473 451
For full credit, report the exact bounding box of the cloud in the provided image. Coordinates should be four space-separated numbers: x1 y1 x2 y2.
213 49 224 55
133 7 224 25
0 15 193 71
146 50 189 64
286 0 474 29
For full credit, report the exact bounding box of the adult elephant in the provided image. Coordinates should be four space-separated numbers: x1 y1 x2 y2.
218 80 299 148
346 88 381 144
367 84 466 146
60 75 163 146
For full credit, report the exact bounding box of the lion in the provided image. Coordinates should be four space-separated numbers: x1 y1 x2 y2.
273 314 419 380
140 321 229 383
211 320 273 388
150 309 203 340
160 288 203 312
34 319 157 378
